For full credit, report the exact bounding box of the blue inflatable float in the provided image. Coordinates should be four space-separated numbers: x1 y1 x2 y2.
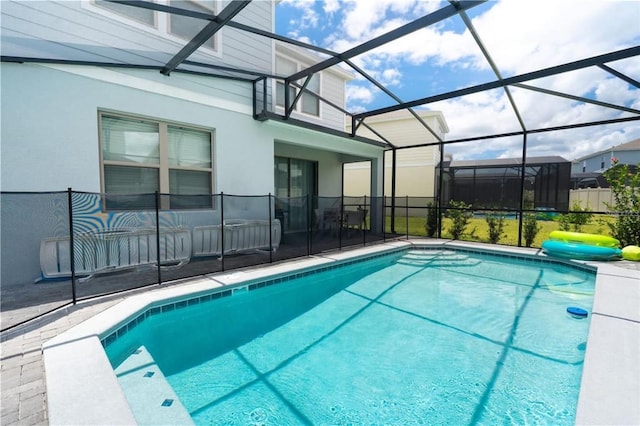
541 239 622 261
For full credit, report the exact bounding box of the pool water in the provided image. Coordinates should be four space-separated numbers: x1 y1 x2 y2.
106 249 595 425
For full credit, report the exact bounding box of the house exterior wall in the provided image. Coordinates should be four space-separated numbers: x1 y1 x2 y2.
0 62 273 194
571 142 640 174
273 43 352 131
344 111 446 197
271 125 384 198
0 1 384 287
1 0 274 73
0 61 384 286
1 62 381 196
383 151 439 197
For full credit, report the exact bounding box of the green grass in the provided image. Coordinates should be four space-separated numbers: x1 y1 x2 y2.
387 215 616 248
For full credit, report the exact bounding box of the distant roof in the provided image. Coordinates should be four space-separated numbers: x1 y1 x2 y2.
573 138 640 161
449 156 569 168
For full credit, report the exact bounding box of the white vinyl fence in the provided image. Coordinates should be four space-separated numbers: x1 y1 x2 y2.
569 188 614 212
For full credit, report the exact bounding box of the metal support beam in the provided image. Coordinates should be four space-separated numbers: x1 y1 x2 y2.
385 115 640 150
344 60 443 143
355 45 640 120
598 64 640 89
517 133 528 247
161 0 251 76
390 149 397 234
514 83 640 115
0 56 256 82
437 143 444 238
458 9 526 132
286 74 313 118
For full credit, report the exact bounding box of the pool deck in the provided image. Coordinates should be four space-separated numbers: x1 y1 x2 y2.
1 240 638 425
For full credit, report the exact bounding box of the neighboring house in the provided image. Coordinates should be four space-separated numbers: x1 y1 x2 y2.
571 138 640 175
344 110 449 197
0 1 387 286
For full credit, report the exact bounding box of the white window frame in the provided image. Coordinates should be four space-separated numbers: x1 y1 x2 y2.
98 111 215 210
274 54 322 118
91 0 158 28
167 0 218 51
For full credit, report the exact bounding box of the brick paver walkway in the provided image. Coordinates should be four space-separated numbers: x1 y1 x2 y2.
1 298 125 425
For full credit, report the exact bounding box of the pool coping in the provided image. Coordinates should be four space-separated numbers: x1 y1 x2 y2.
42 240 640 425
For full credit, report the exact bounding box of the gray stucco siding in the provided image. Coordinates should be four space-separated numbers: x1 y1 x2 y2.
0 62 273 195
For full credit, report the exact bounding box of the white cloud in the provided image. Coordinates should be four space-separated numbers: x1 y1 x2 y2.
346 85 375 104
381 68 402 86
323 0 340 14
471 1 640 75
281 0 319 30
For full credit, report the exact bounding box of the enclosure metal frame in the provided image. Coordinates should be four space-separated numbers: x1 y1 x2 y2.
2 0 639 244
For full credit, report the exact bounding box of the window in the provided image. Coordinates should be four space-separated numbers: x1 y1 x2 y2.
94 0 156 26
275 56 320 117
168 0 217 50
301 74 320 115
276 56 297 109
92 0 218 53
100 113 213 210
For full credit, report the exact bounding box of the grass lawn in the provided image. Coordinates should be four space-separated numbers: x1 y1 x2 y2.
388 215 616 248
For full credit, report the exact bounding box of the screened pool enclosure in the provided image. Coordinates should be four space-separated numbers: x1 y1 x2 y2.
441 157 572 211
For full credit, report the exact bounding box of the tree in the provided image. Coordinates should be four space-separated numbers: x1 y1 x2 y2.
425 202 439 237
603 159 640 246
485 212 505 244
557 201 593 232
523 213 541 247
447 200 473 240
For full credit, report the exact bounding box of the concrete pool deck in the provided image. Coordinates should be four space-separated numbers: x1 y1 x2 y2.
1 240 638 425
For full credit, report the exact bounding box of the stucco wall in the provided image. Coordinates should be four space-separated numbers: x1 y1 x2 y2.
0 62 274 195
0 62 385 287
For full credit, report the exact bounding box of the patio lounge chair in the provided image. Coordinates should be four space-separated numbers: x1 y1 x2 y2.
192 219 281 257
38 227 191 281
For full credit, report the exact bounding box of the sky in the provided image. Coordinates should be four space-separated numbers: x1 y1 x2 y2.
274 0 640 161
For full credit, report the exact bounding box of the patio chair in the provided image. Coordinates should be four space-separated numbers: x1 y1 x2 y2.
320 208 341 233
343 209 365 236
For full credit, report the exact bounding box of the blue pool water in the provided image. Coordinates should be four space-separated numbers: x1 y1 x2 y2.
105 248 596 425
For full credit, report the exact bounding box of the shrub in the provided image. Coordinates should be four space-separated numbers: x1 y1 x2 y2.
425 202 439 237
485 212 505 244
523 213 541 247
557 201 593 232
603 161 640 246
446 200 472 240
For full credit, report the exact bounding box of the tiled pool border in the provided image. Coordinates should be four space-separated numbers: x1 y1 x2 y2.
42 240 639 425
99 244 596 351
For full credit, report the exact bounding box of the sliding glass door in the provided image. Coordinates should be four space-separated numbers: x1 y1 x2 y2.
274 157 317 231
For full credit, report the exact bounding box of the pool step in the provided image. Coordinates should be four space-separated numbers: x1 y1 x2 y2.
114 346 194 426
399 250 480 267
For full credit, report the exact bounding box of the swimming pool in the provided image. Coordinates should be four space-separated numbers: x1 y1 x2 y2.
104 247 595 425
